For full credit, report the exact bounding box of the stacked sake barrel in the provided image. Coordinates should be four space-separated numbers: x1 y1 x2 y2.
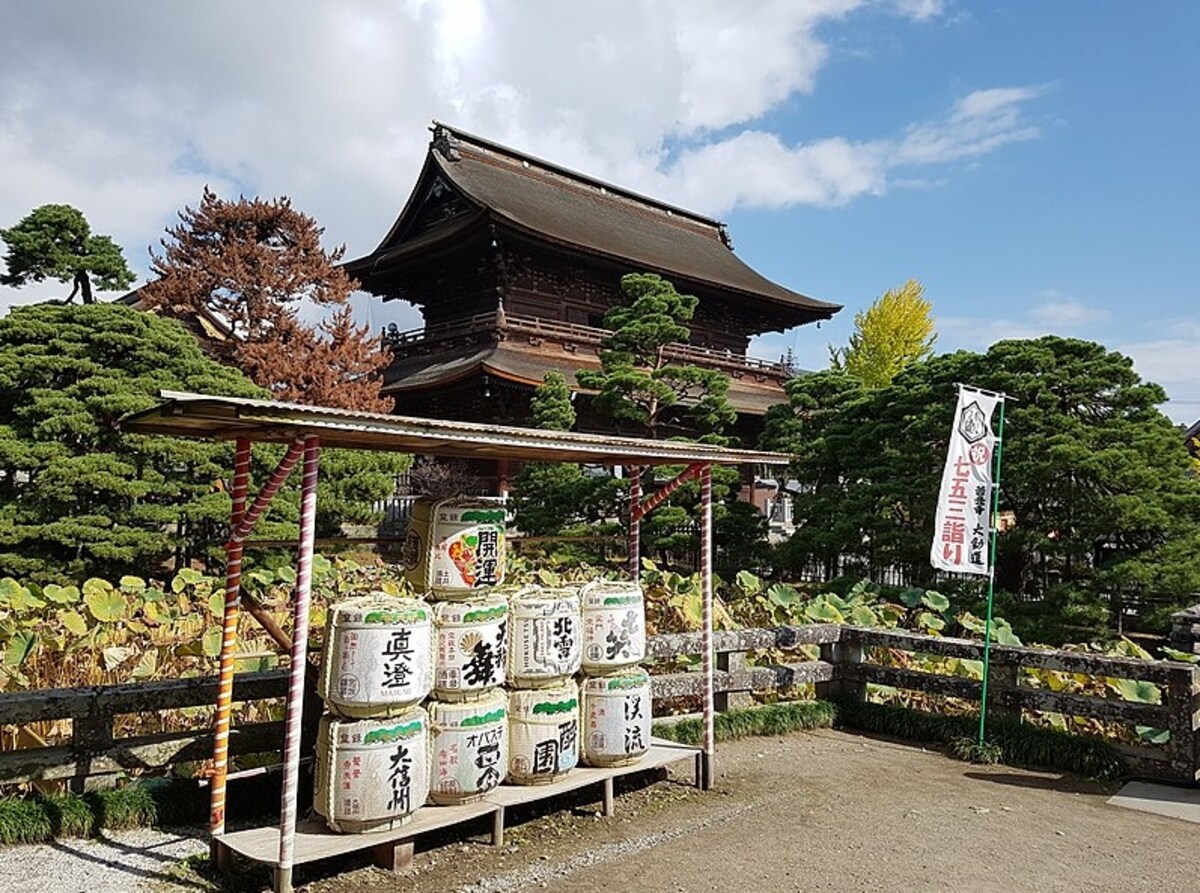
578 581 651 768
404 499 511 805
310 495 651 834
505 585 583 784
313 595 434 832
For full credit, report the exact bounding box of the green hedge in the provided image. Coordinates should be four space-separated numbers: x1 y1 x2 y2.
0 772 284 845
835 698 1127 780
653 700 837 746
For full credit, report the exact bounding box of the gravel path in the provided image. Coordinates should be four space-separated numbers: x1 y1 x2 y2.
0 825 208 893
2 729 1195 892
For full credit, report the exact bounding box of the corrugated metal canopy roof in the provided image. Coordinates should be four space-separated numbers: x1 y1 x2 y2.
122 392 793 467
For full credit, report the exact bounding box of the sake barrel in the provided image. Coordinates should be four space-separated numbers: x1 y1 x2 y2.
313 709 430 833
507 586 582 688
427 691 508 805
579 581 646 675
581 668 652 767
402 497 507 596
318 595 433 718
432 595 508 700
507 680 580 785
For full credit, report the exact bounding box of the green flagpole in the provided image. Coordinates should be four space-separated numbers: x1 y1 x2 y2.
977 396 1007 747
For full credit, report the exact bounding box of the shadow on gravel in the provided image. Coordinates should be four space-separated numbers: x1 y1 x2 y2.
47 835 211 891
963 770 1110 795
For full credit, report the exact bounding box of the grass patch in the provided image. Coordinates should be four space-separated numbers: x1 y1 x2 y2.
836 699 1126 781
144 777 209 828
653 700 837 746
0 796 54 844
87 784 157 830
42 792 94 837
950 736 1003 765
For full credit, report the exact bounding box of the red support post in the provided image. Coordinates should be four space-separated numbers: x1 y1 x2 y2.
209 436 252 841
632 463 700 521
228 438 305 546
699 463 715 790
628 466 641 581
276 436 320 893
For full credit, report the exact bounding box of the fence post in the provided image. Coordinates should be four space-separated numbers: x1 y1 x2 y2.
715 649 752 712
1170 606 1200 655
71 713 114 792
987 656 1021 721
1166 665 1199 783
815 631 865 704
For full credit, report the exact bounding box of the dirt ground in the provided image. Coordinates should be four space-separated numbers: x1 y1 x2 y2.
227 728 1197 893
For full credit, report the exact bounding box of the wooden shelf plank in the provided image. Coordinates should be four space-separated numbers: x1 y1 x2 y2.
214 740 699 869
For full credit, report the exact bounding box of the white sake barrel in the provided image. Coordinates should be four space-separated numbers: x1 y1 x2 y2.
313 709 430 833
318 595 433 717
507 680 580 785
579 581 646 675
427 691 508 805
581 668 652 767
432 595 508 700
507 586 582 688
402 497 507 596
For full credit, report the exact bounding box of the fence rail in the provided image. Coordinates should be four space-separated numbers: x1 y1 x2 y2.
1 623 1196 787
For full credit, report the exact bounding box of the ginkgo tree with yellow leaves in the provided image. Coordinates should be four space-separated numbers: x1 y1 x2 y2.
830 278 936 388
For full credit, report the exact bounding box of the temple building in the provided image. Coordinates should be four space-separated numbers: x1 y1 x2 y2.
346 123 841 444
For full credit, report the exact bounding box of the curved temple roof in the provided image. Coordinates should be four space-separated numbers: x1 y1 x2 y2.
347 123 840 319
122 391 793 467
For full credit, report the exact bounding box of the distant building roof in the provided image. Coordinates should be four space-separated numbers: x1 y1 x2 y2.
117 286 233 342
347 123 840 321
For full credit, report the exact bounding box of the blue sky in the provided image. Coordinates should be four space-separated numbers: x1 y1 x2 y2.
1 1 1196 421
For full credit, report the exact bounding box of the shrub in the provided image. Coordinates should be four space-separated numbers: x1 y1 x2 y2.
653 700 836 745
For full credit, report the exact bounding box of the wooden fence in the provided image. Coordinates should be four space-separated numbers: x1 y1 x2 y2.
1 623 1196 788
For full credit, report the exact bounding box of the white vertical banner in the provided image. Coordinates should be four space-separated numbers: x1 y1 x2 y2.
931 386 1001 576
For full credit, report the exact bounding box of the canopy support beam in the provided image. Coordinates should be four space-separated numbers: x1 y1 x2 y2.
209 436 251 843
210 435 306 843
626 460 715 790
276 436 321 893
698 463 715 789
628 466 641 580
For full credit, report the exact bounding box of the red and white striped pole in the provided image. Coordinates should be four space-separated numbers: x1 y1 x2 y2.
209 436 252 841
632 463 700 521
276 436 320 893
228 438 306 546
699 463 715 790
628 465 641 581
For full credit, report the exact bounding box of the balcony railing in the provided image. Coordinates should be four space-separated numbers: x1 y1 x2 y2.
383 311 796 379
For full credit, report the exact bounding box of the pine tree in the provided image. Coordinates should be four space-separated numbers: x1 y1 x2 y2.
1 204 135 304
577 273 735 438
141 188 392 412
0 304 265 580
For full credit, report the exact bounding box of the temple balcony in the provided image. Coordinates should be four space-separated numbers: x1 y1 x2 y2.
382 310 796 384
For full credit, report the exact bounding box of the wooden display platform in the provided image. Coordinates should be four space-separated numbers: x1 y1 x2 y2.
213 739 701 878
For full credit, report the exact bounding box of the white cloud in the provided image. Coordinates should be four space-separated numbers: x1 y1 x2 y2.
938 292 1112 348
1116 339 1198 424
1026 292 1111 327
646 80 1046 215
893 85 1049 166
0 0 1044 316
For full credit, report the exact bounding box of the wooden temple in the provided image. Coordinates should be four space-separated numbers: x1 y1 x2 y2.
346 123 841 442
